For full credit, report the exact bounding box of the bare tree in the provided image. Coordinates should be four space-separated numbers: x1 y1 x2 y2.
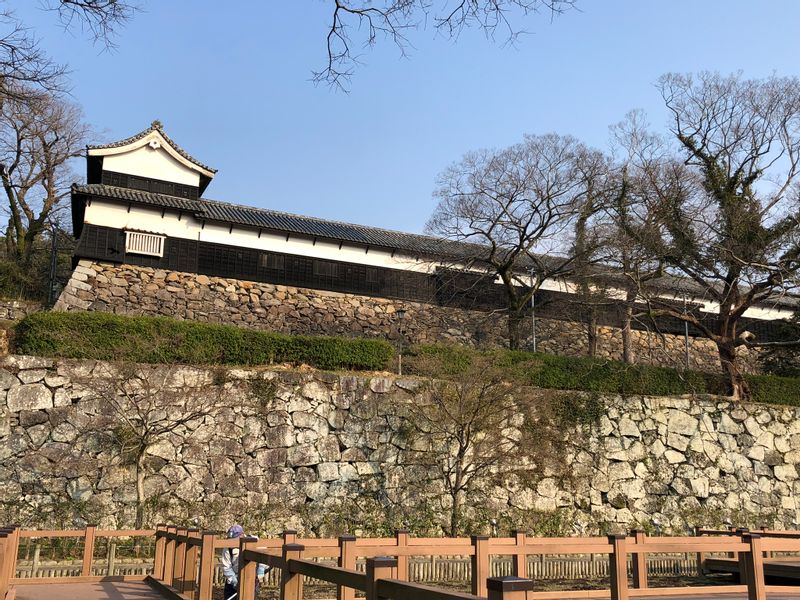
0 89 88 268
45 0 137 46
317 0 576 90
0 0 137 95
620 72 800 399
427 134 600 349
401 361 524 536
592 111 670 364
89 363 227 529
569 149 617 357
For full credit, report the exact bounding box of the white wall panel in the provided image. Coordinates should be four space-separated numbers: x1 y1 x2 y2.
82 199 794 322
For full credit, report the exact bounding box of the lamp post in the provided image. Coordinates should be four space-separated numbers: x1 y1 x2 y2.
396 308 406 376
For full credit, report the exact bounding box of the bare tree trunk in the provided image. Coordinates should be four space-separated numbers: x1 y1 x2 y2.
449 492 461 538
587 310 597 357
135 452 147 529
507 311 523 350
621 290 636 364
718 340 750 400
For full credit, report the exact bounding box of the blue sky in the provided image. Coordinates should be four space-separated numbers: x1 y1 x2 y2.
14 1 800 234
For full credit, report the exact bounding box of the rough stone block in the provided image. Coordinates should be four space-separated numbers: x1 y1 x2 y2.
18 369 46 384
7 383 52 412
264 424 294 448
0 369 17 391
287 443 321 467
317 462 339 481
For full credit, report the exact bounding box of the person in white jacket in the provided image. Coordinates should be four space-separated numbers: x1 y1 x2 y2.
221 524 268 600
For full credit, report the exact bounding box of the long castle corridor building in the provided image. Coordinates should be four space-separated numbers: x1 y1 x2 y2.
55 122 793 372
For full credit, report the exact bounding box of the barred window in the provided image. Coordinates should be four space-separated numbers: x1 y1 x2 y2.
313 259 339 278
125 231 165 257
260 253 285 271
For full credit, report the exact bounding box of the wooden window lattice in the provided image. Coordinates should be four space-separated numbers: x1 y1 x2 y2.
125 231 165 257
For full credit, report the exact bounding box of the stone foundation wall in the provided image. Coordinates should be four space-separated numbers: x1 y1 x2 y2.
54 260 756 373
0 298 41 321
0 356 797 533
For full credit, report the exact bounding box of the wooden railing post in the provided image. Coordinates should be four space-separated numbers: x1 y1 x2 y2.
395 529 409 581
280 543 305 600
511 530 527 578
7 526 19 584
238 536 259 600
694 526 705 575
0 531 10 598
471 535 490 597
173 527 188 591
81 524 97 577
631 530 648 589
487 576 535 600
181 528 200 595
0 525 19 598
163 525 178 586
153 524 167 581
737 528 750 585
197 531 217 600
337 534 356 600
106 541 116 577
608 534 630 600
760 527 773 558
742 533 766 600
366 557 397 600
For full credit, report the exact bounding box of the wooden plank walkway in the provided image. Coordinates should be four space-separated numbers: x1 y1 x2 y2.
706 558 800 581
14 584 800 600
13 581 166 600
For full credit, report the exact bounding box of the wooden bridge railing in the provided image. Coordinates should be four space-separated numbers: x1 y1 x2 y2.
4 524 800 600
0 525 155 598
145 526 800 600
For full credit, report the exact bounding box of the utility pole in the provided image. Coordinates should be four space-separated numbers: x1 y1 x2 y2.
683 296 690 368
396 308 406 376
530 269 537 353
47 222 59 307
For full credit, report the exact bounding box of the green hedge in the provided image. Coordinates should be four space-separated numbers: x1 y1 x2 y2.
14 311 394 371
14 312 800 406
403 344 800 406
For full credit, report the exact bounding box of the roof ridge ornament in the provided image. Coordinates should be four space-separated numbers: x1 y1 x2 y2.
151 119 163 130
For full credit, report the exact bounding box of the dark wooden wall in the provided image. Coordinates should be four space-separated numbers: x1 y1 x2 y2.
74 223 790 342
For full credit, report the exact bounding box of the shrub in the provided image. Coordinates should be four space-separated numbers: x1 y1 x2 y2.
404 344 800 406
747 374 800 406
14 311 394 371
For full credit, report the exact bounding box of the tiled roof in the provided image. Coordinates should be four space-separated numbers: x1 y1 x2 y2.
72 183 479 258
87 121 217 174
71 183 798 309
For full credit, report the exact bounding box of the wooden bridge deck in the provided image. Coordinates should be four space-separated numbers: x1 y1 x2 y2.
13 580 166 600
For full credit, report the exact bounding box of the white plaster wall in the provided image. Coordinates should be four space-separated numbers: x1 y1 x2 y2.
84 200 429 273
82 200 794 322
102 146 200 187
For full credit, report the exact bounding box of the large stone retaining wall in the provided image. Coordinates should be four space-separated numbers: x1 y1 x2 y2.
54 260 751 372
0 356 796 534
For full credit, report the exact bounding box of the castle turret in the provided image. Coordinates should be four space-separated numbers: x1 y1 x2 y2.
85 120 216 200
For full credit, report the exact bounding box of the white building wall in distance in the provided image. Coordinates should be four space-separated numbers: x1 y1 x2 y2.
81 200 795 323
102 145 201 187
